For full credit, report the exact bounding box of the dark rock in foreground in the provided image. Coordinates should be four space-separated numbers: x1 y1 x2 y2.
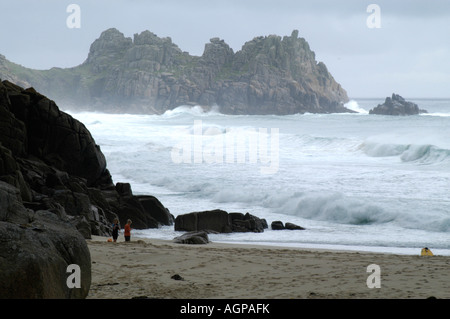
137 195 174 226
0 80 172 298
369 93 427 115
0 80 173 236
0 210 91 298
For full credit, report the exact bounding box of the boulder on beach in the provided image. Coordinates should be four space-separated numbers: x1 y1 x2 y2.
285 222 305 230
173 231 210 245
229 212 268 233
175 209 232 233
174 210 268 233
271 220 305 230
271 221 285 230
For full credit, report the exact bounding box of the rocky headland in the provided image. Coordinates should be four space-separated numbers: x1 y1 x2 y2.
0 29 350 115
369 93 427 115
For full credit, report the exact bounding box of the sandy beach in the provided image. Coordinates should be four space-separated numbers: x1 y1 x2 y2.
86 235 449 299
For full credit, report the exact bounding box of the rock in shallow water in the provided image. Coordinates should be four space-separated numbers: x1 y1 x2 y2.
369 93 427 116
174 209 268 234
271 220 305 230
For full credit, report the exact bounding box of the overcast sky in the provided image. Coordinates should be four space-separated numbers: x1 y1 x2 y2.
1 0 449 98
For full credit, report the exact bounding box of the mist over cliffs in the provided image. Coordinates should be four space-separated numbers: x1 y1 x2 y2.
0 28 350 115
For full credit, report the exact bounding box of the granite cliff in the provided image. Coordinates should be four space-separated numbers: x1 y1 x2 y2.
0 29 350 115
0 80 173 298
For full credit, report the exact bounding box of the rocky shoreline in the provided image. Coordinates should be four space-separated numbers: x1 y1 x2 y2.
0 29 351 115
0 80 304 298
1 79 433 299
0 80 174 298
172 210 304 244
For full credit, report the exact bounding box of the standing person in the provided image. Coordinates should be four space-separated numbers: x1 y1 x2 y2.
124 219 132 242
112 218 120 242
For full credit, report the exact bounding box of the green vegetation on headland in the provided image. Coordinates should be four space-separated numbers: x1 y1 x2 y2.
0 29 350 114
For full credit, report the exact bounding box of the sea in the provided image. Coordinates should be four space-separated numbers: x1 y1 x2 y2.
66 98 450 256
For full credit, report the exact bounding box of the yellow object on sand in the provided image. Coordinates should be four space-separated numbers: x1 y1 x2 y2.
107 238 113 242
420 247 433 256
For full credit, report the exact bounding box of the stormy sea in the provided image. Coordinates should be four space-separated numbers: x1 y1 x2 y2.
68 98 450 256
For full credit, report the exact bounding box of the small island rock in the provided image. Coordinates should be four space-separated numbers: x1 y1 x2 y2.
369 93 427 116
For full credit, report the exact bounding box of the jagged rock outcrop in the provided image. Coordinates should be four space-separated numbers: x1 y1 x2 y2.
0 80 173 298
0 29 350 115
369 93 427 115
0 79 173 232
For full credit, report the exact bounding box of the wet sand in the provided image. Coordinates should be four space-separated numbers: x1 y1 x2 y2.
86 236 450 299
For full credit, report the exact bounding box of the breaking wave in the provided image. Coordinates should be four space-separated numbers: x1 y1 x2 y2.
361 142 450 164
344 100 369 114
162 105 222 118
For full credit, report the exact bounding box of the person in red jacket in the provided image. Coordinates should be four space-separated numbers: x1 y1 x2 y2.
124 219 132 242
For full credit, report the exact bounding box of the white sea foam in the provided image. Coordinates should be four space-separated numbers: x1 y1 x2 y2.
65 100 450 255
344 100 369 114
162 104 222 118
421 112 450 117
361 142 450 165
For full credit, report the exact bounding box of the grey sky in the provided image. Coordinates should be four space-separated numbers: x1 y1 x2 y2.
1 0 449 98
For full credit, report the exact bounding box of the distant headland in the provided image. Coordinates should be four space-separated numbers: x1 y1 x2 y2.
0 29 351 115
